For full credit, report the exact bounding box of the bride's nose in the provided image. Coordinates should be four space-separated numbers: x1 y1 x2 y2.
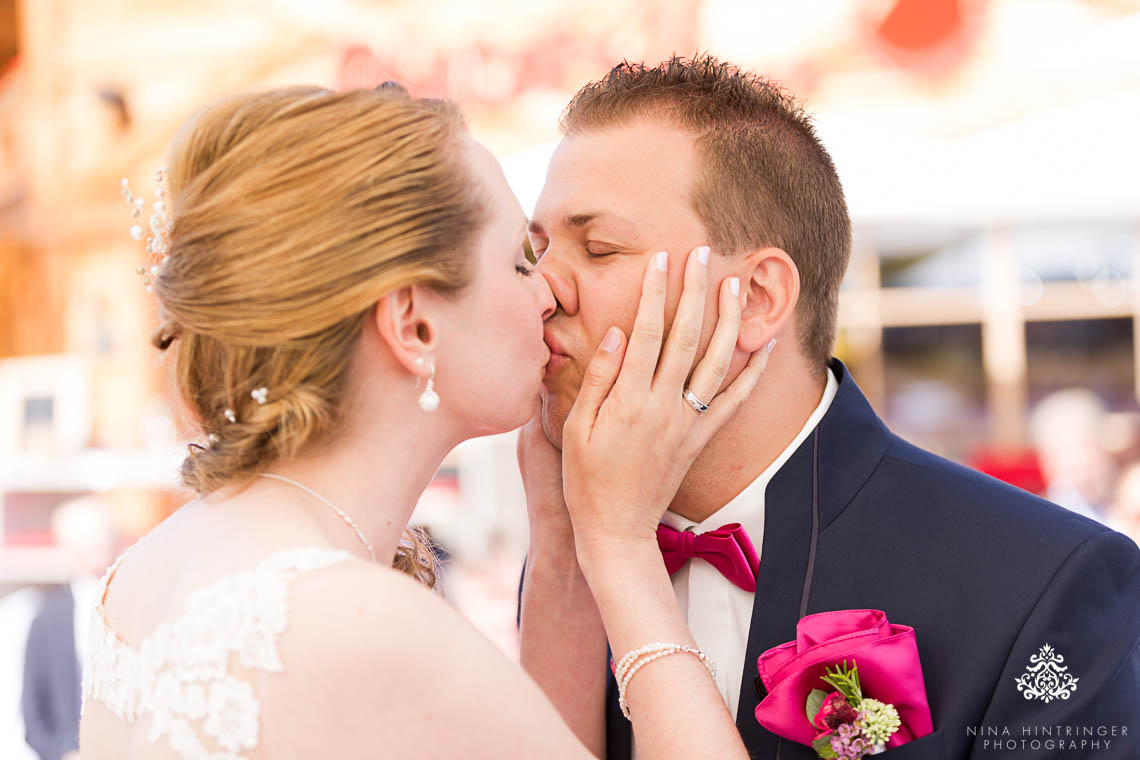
538 258 578 317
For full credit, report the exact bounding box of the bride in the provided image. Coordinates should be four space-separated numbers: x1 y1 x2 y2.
79 84 770 759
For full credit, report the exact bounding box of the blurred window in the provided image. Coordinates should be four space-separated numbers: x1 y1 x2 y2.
1014 223 1133 285
877 227 982 289
882 323 986 460
1026 318 1135 410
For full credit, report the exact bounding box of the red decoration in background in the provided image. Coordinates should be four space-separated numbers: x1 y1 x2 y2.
862 0 985 74
969 447 1046 496
338 46 384 91
333 33 620 103
877 0 963 52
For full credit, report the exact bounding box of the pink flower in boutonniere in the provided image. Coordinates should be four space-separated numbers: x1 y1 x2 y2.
804 661 903 758
814 690 859 733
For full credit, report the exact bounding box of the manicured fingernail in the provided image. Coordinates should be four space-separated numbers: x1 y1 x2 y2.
758 338 778 372
697 246 710 266
656 251 668 272
729 277 740 296
601 326 621 352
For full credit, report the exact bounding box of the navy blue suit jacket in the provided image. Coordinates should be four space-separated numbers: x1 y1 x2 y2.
603 359 1140 759
22 587 81 760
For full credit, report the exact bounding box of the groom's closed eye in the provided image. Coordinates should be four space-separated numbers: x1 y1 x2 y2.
584 243 619 259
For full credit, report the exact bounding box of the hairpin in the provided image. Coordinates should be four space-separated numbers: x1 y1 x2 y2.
121 168 172 292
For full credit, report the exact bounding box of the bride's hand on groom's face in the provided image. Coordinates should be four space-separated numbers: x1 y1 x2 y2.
561 246 774 569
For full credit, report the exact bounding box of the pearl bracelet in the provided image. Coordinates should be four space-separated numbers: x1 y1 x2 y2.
614 642 717 720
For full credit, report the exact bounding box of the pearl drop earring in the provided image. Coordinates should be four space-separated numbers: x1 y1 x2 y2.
416 357 439 413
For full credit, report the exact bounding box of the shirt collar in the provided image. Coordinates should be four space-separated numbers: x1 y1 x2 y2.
662 365 840 533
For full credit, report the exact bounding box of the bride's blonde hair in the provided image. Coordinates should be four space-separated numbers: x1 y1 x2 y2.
151 85 485 587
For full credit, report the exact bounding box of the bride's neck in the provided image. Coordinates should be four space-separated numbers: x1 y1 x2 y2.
260 387 461 565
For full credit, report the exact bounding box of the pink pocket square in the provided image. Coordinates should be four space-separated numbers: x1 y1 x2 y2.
753 609 934 751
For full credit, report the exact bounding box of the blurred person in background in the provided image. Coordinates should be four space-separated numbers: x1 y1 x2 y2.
1110 462 1140 547
23 496 116 760
1030 388 1115 523
0 587 43 760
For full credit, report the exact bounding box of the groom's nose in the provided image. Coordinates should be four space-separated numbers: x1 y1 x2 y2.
538 254 579 317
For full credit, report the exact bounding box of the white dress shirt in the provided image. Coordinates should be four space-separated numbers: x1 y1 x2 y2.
641 366 839 736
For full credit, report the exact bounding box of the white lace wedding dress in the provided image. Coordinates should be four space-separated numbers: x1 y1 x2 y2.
81 545 351 759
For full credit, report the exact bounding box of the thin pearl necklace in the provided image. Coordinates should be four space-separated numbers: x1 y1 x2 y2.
257 473 377 562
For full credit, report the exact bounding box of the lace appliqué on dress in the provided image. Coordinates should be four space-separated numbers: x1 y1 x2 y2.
82 547 350 760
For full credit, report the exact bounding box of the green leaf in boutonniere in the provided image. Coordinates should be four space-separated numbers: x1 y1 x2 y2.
820 660 863 707
806 688 829 724
812 734 839 758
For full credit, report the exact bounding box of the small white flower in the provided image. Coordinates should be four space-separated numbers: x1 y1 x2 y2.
183 682 208 720
205 679 259 752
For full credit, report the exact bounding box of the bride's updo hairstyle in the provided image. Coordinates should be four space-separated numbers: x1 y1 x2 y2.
152 84 484 586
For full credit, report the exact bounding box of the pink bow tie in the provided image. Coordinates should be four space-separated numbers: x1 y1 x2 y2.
656 522 761 593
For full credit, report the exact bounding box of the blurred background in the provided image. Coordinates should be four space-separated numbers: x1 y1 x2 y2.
1 0 1139 755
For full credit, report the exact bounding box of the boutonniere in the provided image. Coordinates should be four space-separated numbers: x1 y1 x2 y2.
805 660 900 757
753 610 933 759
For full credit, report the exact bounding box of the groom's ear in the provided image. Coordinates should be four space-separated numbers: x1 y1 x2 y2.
736 247 799 353
372 285 440 375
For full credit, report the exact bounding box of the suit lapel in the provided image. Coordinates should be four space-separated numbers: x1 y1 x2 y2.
733 422 816 755
734 359 894 755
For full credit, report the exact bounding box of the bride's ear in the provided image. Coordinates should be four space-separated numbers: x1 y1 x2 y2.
737 247 800 353
372 286 440 377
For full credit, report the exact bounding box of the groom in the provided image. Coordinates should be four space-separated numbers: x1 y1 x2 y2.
518 55 1140 759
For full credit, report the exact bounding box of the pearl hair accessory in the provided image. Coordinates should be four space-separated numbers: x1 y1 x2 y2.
223 408 236 423
415 357 440 413
614 642 717 720
120 169 173 293
251 387 269 405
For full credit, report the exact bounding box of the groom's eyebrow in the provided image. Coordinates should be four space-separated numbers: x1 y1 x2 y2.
528 211 639 237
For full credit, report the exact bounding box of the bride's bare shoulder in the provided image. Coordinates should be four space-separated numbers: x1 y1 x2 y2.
309 557 449 617
261 558 587 759
282 557 456 655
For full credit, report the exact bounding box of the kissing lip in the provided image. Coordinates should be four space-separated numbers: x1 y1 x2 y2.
543 329 572 360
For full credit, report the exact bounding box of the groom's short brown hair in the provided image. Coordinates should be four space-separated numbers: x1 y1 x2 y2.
561 54 851 372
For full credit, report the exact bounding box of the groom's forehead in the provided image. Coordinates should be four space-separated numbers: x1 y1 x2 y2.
534 129 695 227
548 124 694 180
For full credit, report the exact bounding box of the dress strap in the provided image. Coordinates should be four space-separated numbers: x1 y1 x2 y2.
96 540 141 611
